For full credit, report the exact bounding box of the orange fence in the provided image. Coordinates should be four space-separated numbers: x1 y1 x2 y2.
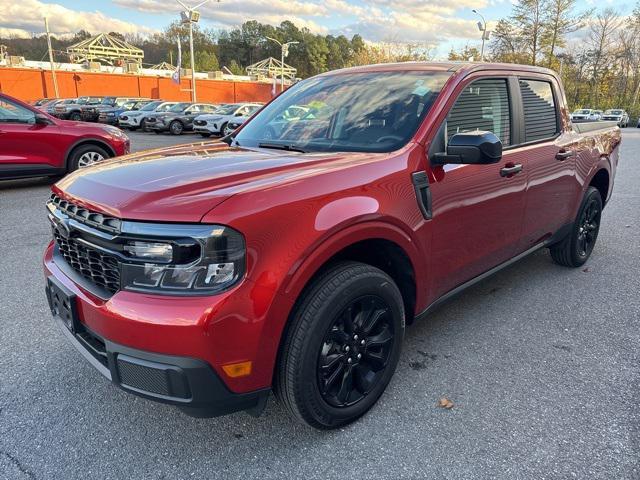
0 67 275 104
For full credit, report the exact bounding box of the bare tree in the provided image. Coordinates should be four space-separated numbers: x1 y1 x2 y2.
588 8 622 105
544 0 592 68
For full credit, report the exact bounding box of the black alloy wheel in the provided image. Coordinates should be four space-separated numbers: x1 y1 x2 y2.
275 261 405 429
576 194 601 259
317 295 395 408
550 186 603 267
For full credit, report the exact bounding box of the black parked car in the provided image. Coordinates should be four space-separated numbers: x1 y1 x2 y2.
149 103 218 135
81 96 149 122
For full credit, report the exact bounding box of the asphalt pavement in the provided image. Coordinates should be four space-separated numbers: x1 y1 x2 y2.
0 130 638 479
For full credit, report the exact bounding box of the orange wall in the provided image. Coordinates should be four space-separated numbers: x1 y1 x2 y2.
0 67 275 104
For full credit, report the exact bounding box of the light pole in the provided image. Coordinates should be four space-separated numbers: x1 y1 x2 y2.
266 37 299 92
472 9 487 62
176 0 218 102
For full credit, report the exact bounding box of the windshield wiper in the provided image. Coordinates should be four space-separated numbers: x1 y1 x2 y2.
258 142 308 153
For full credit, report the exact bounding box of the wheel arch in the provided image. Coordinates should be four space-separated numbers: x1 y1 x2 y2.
267 222 422 387
589 167 610 206
64 138 116 171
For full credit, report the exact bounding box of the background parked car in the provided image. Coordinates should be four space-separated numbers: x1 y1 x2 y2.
143 102 192 132
0 93 129 180
98 99 152 126
571 109 602 122
43 98 75 115
80 96 149 122
150 103 219 135
53 96 103 121
118 101 177 130
32 98 54 107
193 103 263 137
601 109 629 127
222 106 264 135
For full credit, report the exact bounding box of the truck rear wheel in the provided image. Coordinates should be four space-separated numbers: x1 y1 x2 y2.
549 186 602 267
275 262 405 429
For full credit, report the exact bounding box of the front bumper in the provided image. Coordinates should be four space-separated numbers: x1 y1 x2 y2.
44 254 270 418
193 123 219 134
118 116 141 127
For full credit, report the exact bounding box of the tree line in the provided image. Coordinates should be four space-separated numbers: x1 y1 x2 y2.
450 1 640 118
0 20 431 79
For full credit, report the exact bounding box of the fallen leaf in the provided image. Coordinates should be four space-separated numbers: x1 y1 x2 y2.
438 397 454 409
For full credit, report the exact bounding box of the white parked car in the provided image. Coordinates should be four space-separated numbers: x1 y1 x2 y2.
571 109 601 123
118 101 178 130
193 103 263 137
601 109 629 128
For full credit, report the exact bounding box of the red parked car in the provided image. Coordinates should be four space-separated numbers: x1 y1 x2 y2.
43 62 619 429
0 93 130 180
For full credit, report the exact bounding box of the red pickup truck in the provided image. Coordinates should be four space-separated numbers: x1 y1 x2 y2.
43 62 620 429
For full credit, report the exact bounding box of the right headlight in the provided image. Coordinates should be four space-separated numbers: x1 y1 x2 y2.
119 223 245 295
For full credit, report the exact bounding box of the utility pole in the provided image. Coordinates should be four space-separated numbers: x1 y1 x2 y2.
266 37 299 92
176 0 218 102
472 9 488 62
44 17 59 98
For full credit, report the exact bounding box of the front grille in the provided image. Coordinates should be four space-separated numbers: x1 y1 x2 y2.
49 194 121 234
54 230 121 294
193 120 206 126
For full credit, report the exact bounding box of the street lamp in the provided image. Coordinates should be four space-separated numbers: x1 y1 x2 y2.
472 9 488 62
176 0 219 102
266 37 299 92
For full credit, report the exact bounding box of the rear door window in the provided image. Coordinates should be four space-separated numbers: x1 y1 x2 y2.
519 79 558 143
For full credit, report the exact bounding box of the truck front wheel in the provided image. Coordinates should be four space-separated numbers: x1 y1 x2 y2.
549 186 602 267
275 262 405 429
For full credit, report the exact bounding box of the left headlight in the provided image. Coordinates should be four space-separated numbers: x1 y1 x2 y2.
120 223 245 295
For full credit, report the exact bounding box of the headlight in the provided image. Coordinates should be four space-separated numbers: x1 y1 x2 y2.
102 125 128 139
120 224 245 295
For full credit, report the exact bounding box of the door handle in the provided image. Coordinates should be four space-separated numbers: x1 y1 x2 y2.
555 150 575 161
500 164 523 177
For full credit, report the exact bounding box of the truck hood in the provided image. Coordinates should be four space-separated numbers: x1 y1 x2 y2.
53 142 380 222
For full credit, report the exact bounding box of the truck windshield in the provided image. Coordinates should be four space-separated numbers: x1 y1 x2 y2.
234 71 451 153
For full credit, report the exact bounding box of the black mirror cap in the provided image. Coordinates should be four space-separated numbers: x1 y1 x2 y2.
433 131 503 165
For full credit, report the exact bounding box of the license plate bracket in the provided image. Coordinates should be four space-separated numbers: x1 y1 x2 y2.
46 276 81 334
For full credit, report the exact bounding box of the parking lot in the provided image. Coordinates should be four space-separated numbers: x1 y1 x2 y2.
0 129 638 479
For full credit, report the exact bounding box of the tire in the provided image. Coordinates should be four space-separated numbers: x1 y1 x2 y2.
68 144 110 172
69 111 81 121
139 119 147 131
169 120 184 135
219 122 228 136
275 261 405 429
549 186 603 267
200 133 211 138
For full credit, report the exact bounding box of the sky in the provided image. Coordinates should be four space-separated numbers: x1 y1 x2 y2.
0 0 634 58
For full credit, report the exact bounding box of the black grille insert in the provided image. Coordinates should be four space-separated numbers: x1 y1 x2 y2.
53 230 120 294
117 358 172 396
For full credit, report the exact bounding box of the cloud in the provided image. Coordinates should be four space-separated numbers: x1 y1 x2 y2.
0 0 157 38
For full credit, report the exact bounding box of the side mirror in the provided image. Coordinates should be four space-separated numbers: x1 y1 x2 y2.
235 112 243 117
432 131 502 165
35 113 53 125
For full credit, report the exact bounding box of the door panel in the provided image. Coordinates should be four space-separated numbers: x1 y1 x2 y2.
516 78 581 249
427 77 527 300
429 154 527 300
